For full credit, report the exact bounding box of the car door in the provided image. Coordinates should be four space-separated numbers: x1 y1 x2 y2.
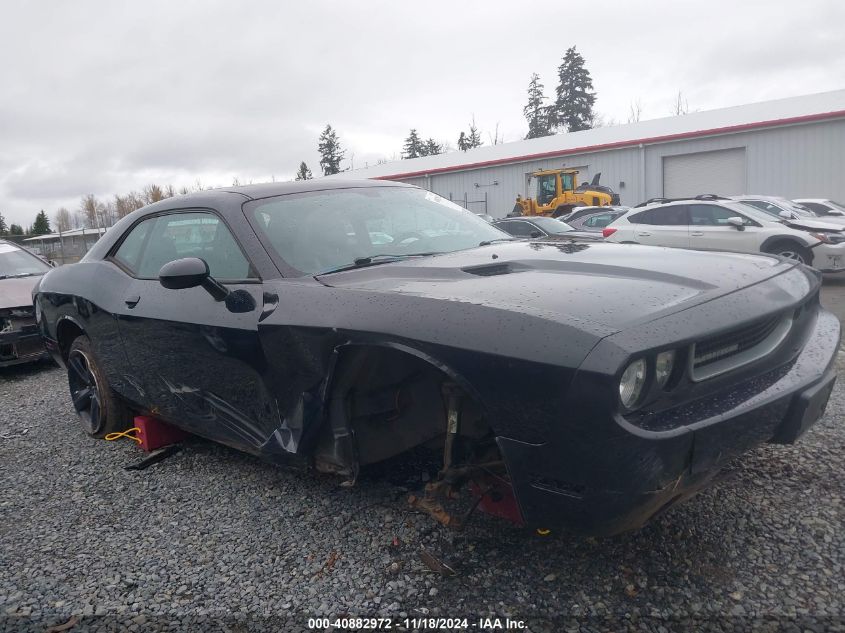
628 205 690 247
688 204 757 253
109 209 277 451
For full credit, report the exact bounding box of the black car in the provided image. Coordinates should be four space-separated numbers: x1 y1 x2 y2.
493 216 598 241
34 180 840 535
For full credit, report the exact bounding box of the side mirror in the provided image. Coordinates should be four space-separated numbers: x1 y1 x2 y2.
778 210 794 219
727 217 745 230
159 257 229 301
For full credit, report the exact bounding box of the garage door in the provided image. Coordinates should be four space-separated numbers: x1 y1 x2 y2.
662 148 746 198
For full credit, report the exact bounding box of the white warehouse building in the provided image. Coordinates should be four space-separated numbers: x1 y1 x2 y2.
332 90 845 218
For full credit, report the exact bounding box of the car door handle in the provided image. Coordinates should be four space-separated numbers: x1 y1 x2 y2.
636 231 651 236
124 295 141 308
690 231 704 237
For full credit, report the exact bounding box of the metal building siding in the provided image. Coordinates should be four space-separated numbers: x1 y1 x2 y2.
662 148 747 197
644 118 845 201
401 146 642 218
391 116 845 213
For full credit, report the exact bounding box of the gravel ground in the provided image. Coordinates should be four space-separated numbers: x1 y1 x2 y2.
1 299 843 632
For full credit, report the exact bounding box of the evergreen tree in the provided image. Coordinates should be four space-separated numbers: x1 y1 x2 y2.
551 46 596 132
295 161 313 181
524 73 552 139
402 129 425 159
423 138 442 156
457 132 470 152
9 224 23 235
467 118 482 148
318 124 345 175
0 212 7 236
32 210 51 235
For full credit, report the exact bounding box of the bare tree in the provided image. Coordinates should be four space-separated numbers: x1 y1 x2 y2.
54 207 72 232
164 184 175 198
487 122 502 146
143 184 165 205
628 98 643 123
672 91 689 116
80 194 100 229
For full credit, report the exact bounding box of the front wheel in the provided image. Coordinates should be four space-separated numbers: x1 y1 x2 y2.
763 241 812 266
67 336 131 438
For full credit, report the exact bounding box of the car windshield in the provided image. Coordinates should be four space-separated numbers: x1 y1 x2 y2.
249 187 511 275
0 243 51 278
740 199 813 220
530 217 575 234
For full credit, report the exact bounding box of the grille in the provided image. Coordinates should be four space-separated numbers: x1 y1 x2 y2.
691 314 792 381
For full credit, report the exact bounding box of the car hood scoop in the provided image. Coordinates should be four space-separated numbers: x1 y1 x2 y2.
316 242 796 333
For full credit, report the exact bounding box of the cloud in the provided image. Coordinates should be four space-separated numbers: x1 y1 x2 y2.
0 0 842 226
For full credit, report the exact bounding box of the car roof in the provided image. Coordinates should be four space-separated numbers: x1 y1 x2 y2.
217 178 411 201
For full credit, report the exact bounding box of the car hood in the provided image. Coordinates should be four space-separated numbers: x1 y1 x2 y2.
0 275 42 310
315 242 796 336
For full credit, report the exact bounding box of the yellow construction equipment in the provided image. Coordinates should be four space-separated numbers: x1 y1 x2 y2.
511 169 620 218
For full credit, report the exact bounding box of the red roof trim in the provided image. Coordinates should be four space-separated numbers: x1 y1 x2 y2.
374 109 845 181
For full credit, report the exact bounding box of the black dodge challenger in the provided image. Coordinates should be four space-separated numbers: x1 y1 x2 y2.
34 180 840 535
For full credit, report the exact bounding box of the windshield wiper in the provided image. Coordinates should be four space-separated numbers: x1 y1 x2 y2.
318 252 442 275
0 273 34 280
478 238 517 246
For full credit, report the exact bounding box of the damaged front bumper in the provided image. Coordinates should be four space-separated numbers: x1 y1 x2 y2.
0 308 49 367
497 308 840 536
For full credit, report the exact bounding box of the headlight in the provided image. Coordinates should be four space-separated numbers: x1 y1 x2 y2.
655 350 676 388
809 231 845 244
619 359 647 409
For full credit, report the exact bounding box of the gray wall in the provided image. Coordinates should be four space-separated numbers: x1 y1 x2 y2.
389 117 845 218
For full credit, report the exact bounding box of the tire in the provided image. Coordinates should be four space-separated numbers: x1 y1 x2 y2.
763 241 813 266
67 335 131 438
552 205 574 218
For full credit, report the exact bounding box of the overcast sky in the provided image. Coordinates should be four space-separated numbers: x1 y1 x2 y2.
1 0 843 228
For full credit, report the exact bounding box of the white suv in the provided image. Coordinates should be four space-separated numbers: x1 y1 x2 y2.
734 195 845 227
602 195 845 272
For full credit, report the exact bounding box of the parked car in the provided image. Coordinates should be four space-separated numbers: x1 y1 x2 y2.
561 205 630 224
34 181 840 536
493 216 598 240
603 195 845 271
793 198 845 218
0 239 51 367
564 208 627 233
733 195 845 227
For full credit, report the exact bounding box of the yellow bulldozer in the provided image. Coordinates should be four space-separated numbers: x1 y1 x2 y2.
510 168 620 218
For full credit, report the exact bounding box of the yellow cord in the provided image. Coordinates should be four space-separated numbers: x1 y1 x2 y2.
104 427 142 444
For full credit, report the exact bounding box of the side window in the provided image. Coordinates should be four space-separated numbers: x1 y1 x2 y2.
690 205 750 226
115 212 254 280
498 221 536 237
630 206 688 226
114 218 153 273
584 213 614 228
800 202 826 215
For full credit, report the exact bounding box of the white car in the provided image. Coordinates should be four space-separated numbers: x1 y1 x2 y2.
793 198 845 219
602 196 845 272
734 195 845 227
